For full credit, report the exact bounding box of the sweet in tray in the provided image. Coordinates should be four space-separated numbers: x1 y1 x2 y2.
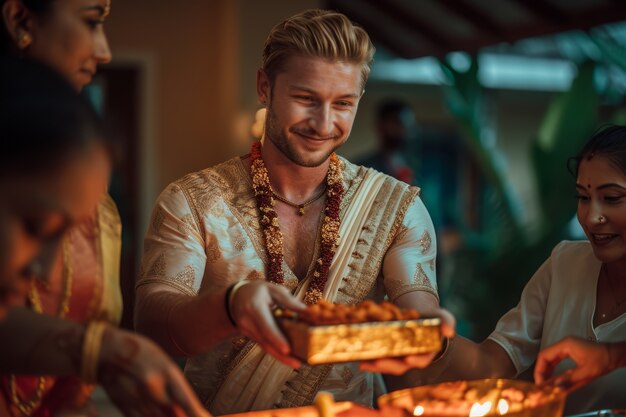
275 300 442 365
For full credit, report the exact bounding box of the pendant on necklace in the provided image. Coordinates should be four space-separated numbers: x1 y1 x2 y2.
298 207 305 216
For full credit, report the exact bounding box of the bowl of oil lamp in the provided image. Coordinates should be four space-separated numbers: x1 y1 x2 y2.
377 379 566 417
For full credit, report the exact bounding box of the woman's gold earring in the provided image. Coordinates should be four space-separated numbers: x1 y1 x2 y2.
18 32 32 49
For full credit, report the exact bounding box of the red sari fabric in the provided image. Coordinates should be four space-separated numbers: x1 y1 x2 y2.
1 195 121 416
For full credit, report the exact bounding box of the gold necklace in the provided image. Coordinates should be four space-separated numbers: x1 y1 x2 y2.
9 238 73 416
271 186 327 216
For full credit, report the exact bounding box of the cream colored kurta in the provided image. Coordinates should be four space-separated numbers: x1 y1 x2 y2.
138 156 438 414
489 240 626 414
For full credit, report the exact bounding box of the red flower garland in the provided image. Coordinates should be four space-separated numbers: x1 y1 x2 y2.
250 141 343 305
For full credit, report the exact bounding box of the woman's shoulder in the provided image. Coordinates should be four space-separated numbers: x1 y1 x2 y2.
552 240 592 255
550 240 597 269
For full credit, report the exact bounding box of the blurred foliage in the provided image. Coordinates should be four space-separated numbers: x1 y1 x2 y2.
437 57 602 338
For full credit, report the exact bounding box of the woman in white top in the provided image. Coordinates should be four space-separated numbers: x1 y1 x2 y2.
363 125 626 414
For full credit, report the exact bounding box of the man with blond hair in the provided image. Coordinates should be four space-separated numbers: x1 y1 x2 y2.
135 9 453 414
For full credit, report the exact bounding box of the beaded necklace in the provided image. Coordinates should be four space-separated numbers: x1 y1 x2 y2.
250 141 343 305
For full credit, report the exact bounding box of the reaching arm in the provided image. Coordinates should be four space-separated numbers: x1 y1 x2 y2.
0 307 211 417
135 181 306 367
134 283 236 356
135 280 305 368
535 336 626 389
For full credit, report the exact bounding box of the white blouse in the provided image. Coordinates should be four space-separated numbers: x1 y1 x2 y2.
489 240 626 413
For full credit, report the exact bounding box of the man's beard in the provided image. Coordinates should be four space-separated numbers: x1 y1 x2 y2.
264 104 343 168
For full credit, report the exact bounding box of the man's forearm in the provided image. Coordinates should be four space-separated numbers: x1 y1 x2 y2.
0 308 84 375
134 284 238 356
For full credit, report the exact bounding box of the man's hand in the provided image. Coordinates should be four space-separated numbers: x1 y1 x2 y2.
534 336 615 390
98 327 212 417
359 307 456 375
229 280 305 368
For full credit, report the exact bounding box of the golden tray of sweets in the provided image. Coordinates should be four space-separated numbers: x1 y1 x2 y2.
378 379 566 417
275 300 442 365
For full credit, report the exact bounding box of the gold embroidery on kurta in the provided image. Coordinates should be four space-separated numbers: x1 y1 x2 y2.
137 254 197 295
385 280 438 302
277 364 334 408
206 238 222 263
145 253 166 278
413 263 429 286
215 159 268 266
135 277 196 296
152 206 166 232
395 224 409 242
173 265 195 289
246 270 263 281
206 338 256 408
418 230 432 254
178 214 195 236
232 231 247 252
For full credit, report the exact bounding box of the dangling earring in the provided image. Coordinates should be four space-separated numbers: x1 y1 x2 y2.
17 31 32 49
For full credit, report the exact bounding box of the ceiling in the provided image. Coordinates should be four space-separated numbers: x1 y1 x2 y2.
326 0 626 59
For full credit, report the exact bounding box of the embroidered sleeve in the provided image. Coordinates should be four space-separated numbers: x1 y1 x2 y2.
383 195 438 302
137 183 205 296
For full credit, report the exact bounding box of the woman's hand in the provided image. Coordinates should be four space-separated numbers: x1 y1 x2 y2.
98 327 211 417
534 336 620 390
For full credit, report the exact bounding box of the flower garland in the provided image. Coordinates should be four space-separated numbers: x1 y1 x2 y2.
250 141 344 305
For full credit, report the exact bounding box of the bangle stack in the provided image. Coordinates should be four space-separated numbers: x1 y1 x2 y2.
81 321 108 384
224 281 251 327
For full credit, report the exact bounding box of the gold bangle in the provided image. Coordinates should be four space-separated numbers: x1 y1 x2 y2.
227 280 251 326
81 321 108 384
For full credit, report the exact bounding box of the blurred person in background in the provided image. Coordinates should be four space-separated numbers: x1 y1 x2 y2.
357 100 419 185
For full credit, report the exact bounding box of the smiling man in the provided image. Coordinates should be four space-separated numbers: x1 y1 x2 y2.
135 9 453 414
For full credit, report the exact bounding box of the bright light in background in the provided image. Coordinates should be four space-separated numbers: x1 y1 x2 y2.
371 57 449 85
448 51 472 73
479 54 577 91
370 53 579 92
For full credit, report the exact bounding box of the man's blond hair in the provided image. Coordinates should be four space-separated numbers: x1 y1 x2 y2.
261 9 375 91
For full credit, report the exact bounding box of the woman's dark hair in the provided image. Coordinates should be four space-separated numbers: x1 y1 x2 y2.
0 56 107 176
568 124 626 178
1 0 54 55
